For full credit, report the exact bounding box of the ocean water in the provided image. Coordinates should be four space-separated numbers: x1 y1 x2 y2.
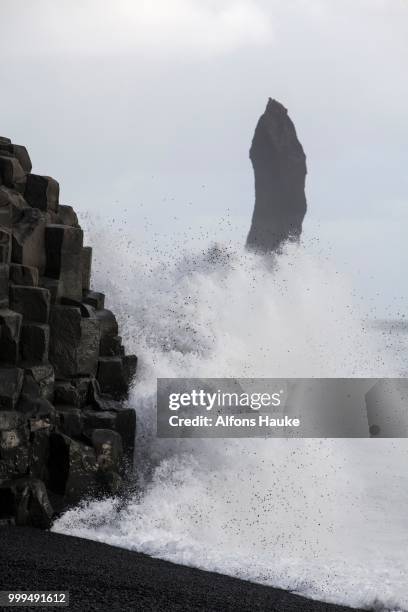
53 230 408 612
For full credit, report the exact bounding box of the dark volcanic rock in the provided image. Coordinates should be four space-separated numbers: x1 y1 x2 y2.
0 264 9 308
20 322 50 363
123 353 137 386
97 356 128 399
48 432 97 501
0 192 12 229
0 477 53 527
49 306 100 377
55 406 83 438
0 134 137 526
0 155 26 193
0 368 24 410
57 204 78 227
60 296 94 318
45 224 83 301
98 333 124 357
24 364 54 401
114 405 136 458
83 409 118 431
54 381 81 407
0 185 27 223
24 174 59 212
95 308 120 355
81 246 92 291
90 428 123 468
0 227 11 263
246 98 307 252
0 309 23 365
29 429 50 481
83 289 105 310
71 377 92 407
46 431 123 503
0 143 32 173
9 285 50 323
9 263 39 286
11 207 47 272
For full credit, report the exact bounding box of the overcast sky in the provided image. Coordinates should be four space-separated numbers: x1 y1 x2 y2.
1 0 407 316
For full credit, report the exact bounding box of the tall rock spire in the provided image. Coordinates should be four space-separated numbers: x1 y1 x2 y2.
246 98 307 252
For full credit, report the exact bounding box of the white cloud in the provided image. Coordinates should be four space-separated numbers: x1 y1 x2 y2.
0 0 273 58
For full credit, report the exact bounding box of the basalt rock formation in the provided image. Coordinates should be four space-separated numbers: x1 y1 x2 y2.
0 136 137 527
246 99 307 252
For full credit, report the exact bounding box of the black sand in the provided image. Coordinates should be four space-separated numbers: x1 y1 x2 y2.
0 527 364 612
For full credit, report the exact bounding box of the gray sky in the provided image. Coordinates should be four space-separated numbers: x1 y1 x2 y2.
1 0 407 316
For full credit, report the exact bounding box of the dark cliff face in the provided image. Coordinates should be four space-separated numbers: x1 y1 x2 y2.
0 136 137 527
246 99 307 252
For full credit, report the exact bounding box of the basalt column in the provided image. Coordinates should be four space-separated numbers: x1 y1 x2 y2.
0 136 137 527
246 99 307 252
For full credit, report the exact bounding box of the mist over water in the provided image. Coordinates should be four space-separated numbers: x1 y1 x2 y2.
53 222 408 611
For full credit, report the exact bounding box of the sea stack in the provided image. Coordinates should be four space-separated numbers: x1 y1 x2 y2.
0 136 137 527
246 99 307 252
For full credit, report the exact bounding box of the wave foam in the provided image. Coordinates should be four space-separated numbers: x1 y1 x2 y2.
53 228 408 611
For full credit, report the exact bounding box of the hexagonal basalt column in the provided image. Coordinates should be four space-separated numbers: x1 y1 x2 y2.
45 224 83 301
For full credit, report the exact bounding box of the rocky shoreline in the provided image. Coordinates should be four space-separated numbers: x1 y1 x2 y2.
0 136 137 526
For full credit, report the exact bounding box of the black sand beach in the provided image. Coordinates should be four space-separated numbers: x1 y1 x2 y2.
0 527 362 612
